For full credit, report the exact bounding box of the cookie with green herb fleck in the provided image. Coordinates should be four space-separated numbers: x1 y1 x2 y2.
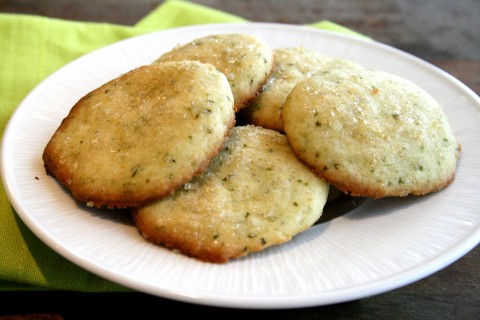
43 61 235 209
154 33 273 112
282 67 460 198
133 125 329 263
240 46 362 132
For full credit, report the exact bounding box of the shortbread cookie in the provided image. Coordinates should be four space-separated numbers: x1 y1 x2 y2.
240 47 361 132
282 67 460 198
133 125 330 263
43 61 235 208
154 33 273 112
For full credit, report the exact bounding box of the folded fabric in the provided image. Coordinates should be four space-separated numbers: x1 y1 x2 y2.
0 0 367 292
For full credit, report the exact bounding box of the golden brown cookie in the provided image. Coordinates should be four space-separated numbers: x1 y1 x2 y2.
43 61 235 208
154 33 273 112
133 125 330 263
282 67 460 198
240 47 362 132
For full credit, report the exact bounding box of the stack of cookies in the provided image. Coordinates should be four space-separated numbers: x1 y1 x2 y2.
43 33 460 263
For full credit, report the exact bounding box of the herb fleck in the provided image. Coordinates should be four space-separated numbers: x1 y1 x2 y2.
131 169 138 177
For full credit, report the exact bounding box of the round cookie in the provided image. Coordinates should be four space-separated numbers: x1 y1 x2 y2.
154 33 273 112
240 47 362 132
43 61 235 208
282 67 460 198
133 125 330 263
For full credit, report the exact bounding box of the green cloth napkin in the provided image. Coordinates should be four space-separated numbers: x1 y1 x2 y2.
0 0 367 292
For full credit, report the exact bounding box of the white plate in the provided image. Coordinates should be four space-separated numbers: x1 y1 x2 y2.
2 23 480 309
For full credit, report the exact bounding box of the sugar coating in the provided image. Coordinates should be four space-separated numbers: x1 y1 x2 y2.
282 67 460 198
241 47 362 132
133 125 330 263
43 61 235 208
154 33 273 111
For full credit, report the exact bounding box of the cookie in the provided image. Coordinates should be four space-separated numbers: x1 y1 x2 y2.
282 67 460 198
240 47 361 132
43 61 235 208
133 125 330 263
154 33 273 112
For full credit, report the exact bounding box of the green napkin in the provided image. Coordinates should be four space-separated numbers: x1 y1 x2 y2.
0 0 367 292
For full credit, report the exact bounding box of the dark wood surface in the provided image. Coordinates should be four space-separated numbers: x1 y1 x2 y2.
1 1 479 319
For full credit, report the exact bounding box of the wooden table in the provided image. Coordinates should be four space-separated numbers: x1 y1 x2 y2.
1 1 479 319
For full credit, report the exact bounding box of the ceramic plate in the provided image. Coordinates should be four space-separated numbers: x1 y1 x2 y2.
2 23 479 309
